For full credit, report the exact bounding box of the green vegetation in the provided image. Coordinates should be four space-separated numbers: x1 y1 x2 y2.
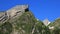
0 11 60 34
0 22 12 34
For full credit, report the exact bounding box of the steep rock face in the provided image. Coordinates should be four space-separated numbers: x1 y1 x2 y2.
0 12 8 25
6 5 28 18
0 5 29 25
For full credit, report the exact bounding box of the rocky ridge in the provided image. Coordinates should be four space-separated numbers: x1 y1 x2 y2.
0 5 60 34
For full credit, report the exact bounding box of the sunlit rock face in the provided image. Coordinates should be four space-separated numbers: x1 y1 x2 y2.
0 5 29 25
0 12 6 21
0 12 8 25
43 19 50 26
6 5 28 18
0 12 5 17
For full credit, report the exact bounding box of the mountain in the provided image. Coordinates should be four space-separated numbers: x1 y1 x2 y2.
0 5 49 34
49 18 60 27
0 5 58 34
0 11 48 34
0 5 28 25
48 18 60 34
0 11 51 34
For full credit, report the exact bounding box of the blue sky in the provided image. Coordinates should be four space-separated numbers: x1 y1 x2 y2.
0 0 60 21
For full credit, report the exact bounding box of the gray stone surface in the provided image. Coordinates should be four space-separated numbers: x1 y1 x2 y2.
0 5 28 24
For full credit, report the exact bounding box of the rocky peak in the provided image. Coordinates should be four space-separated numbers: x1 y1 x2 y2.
6 5 29 18
0 5 29 25
43 18 50 26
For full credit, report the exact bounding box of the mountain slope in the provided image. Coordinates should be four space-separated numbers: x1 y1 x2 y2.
10 11 36 34
49 18 60 27
0 10 53 34
0 11 46 34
